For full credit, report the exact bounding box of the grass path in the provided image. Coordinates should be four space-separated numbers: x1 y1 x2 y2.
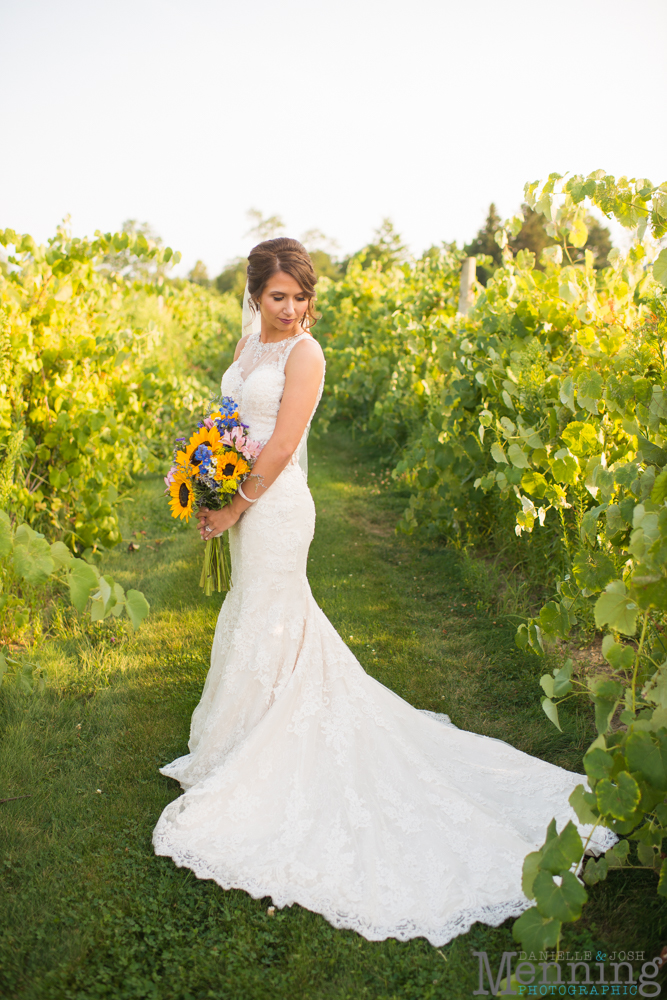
0 433 662 999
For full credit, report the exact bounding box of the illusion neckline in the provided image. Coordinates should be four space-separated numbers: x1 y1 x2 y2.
231 360 286 385
253 329 311 350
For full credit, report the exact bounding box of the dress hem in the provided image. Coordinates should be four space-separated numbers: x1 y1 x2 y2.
152 835 530 946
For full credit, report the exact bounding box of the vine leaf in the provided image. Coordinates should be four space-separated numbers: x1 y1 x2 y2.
50 541 73 569
68 559 100 613
508 443 530 468
541 696 561 731
658 859 667 896
601 635 635 671
583 748 614 782
0 511 12 558
605 839 630 868
491 442 507 464
512 907 561 953
651 467 667 504
583 856 608 885
13 528 56 586
595 772 641 821
572 550 616 593
521 851 542 899
553 660 573 697
625 731 667 790
533 869 587 922
569 784 598 825
653 247 667 288
126 590 151 630
595 581 639 635
539 820 583 874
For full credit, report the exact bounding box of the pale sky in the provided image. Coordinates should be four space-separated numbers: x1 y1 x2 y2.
2 0 666 277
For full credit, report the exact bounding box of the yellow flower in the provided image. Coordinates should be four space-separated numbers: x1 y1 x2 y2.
185 425 223 467
209 408 239 423
168 468 195 521
214 450 250 483
175 448 194 471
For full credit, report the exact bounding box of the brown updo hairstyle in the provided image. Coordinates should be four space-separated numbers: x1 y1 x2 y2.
247 237 319 329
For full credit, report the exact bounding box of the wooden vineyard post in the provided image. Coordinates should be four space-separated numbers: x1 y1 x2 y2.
457 257 476 316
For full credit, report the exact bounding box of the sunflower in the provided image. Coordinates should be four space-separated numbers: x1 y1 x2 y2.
168 468 195 521
173 451 197 483
214 450 250 483
185 425 223 467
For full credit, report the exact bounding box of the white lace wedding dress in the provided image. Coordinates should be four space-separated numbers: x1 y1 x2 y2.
153 330 613 946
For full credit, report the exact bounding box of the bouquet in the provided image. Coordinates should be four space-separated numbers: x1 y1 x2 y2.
165 397 263 595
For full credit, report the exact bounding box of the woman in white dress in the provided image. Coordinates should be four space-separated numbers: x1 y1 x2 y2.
153 238 611 946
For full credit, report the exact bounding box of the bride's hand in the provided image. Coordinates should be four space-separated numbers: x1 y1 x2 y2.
196 506 239 540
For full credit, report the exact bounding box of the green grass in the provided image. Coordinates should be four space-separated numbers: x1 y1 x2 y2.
1 432 664 999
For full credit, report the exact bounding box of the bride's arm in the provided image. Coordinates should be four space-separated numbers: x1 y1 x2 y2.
198 339 324 538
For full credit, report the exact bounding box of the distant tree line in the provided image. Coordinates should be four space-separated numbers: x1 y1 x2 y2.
182 202 613 297
463 203 612 283
187 210 344 299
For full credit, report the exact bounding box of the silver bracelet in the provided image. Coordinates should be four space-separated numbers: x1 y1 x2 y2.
238 484 257 503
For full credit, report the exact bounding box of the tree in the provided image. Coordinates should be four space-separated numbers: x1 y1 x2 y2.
309 251 342 280
215 257 247 301
301 228 342 280
511 205 611 268
579 215 611 268
421 242 458 262
99 220 170 281
464 203 504 264
345 218 409 272
245 208 285 242
509 205 550 259
188 260 210 287
466 203 613 284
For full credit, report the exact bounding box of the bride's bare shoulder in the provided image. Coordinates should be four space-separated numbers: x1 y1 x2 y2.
285 335 325 380
233 333 253 362
290 334 325 363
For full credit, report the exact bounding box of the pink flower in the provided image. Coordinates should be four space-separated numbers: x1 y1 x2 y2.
221 426 249 449
242 438 263 460
219 427 262 462
203 418 214 429
164 465 178 488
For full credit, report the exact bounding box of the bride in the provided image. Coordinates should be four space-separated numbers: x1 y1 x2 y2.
153 237 611 946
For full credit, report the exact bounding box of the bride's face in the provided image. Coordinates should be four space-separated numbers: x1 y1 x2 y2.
258 271 309 335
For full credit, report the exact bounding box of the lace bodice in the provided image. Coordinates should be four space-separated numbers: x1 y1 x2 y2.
220 331 324 465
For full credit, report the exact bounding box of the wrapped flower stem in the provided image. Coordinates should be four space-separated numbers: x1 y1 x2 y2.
199 534 232 596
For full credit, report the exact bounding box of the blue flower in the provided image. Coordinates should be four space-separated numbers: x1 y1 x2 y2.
192 444 213 473
215 415 242 431
218 396 238 416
